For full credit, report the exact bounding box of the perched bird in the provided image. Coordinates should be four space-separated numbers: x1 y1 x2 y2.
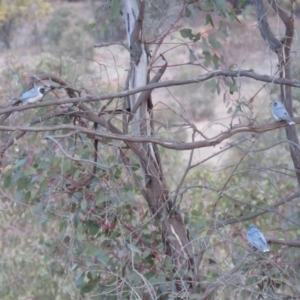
272 101 295 125
246 224 270 252
11 86 47 105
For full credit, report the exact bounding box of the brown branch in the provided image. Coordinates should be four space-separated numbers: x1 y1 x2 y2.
0 119 299 151
94 42 133 54
200 253 250 300
2 69 300 115
268 238 300 247
254 0 282 53
23 73 80 97
268 0 292 27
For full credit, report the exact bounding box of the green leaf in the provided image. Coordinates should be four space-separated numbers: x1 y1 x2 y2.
180 28 200 41
59 219 68 232
73 169 81 180
193 32 201 42
203 51 211 67
62 161 72 172
81 280 97 294
218 20 224 31
205 14 214 27
111 0 121 19
40 180 47 193
84 244 101 257
127 243 142 255
89 270 98 280
38 161 51 169
208 34 222 49
189 48 198 63
107 155 116 163
13 158 26 169
86 23 96 30
184 7 192 17
33 203 44 215
71 263 78 271
12 172 22 182
114 167 122 179
81 200 87 210
24 191 31 201
75 271 86 288
215 0 226 11
24 167 36 176
201 37 209 52
217 30 227 41
190 294 201 299
3 175 11 188
85 222 99 235
132 164 140 171
216 81 221 95
227 107 233 114
180 28 192 39
212 54 219 68
220 55 226 64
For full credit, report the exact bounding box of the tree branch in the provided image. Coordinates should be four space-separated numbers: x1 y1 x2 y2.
0 119 300 151
217 191 300 228
2 69 300 115
254 0 282 53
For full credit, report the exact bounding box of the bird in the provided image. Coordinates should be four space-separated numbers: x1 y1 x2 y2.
246 224 270 252
11 86 47 105
272 101 295 125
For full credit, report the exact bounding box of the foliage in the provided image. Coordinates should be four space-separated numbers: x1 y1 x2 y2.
0 0 300 299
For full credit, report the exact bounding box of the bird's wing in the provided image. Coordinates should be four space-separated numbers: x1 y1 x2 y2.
248 230 265 249
257 231 267 244
281 110 293 122
16 89 38 100
276 107 292 121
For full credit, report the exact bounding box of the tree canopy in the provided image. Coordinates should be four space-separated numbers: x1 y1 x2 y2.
1 0 300 299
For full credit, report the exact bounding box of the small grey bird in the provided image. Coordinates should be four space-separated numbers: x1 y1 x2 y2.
246 224 269 252
11 86 47 105
272 101 295 125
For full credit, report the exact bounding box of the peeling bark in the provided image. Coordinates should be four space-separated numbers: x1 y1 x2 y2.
121 0 195 292
254 0 300 187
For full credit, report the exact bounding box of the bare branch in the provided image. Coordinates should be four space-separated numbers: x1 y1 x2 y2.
268 238 300 247
2 69 300 115
254 0 282 53
45 135 119 170
0 119 300 151
94 41 133 54
218 191 300 228
200 254 250 300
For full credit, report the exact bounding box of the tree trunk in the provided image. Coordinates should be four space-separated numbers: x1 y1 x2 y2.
254 0 300 187
121 0 195 292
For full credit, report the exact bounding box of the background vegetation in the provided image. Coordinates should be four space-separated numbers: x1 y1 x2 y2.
0 0 300 299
